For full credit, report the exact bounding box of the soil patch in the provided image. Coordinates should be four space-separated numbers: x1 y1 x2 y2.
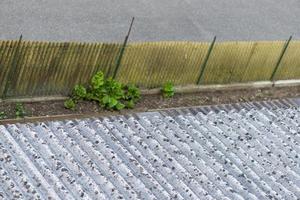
1 86 300 122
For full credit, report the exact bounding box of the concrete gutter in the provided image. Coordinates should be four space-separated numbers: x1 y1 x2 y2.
0 108 149 125
1 80 300 103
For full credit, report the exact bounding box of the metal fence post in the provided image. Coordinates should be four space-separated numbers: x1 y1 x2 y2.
270 35 292 82
197 36 216 84
112 17 135 79
3 34 23 98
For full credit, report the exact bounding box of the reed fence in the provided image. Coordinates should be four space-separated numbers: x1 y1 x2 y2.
0 37 299 98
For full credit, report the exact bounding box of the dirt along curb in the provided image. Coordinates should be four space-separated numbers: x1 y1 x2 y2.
1 80 300 124
1 80 300 103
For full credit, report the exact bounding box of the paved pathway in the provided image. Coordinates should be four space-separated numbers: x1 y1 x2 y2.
0 0 300 42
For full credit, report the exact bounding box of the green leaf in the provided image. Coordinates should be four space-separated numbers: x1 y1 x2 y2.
66 70 141 111
0 112 6 120
108 98 118 108
102 77 125 100
85 92 94 101
102 95 110 104
91 71 104 89
73 84 87 99
162 82 175 98
64 99 76 110
115 102 125 110
15 103 26 118
125 100 135 109
125 84 141 101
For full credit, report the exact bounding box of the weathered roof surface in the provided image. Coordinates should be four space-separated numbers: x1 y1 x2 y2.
0 98 299 200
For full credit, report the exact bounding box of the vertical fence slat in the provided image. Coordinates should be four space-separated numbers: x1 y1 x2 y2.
76 43 93 84
79 43 94 84
47 42 66 94
144 43 155 87
153 42 166 88
167 42 178 84
100 43 113 76
17 41 32 96
238 42 256 82
64 42 78 90
12 38 29 96
84 43 98 79
35 41 51 96
37 41 51 96
105 43 120 77
141 43 152 87
55 42 73 94
43 42 59 95
66 43 85 92
89 43 103 78
30 41 45 96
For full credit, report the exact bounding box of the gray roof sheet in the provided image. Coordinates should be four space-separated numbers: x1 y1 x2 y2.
0 98 299 200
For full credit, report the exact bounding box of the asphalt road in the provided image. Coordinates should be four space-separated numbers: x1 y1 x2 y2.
0 0 300 42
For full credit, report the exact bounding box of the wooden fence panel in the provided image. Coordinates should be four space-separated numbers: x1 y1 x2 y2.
0 39 299 98
117 42 209 88
201 41 284 84
0 41 19 97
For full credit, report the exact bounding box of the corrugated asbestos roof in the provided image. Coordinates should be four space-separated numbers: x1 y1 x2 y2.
0 98 299 200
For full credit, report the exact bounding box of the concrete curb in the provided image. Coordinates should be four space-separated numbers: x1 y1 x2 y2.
1 80 300 103
142 81 273 95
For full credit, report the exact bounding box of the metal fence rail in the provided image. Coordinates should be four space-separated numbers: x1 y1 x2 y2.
0 39 299 98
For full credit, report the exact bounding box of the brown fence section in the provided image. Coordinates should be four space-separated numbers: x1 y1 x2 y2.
202 41 285 84
117 42 210 87
0 39 299 98
0 41 121 97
